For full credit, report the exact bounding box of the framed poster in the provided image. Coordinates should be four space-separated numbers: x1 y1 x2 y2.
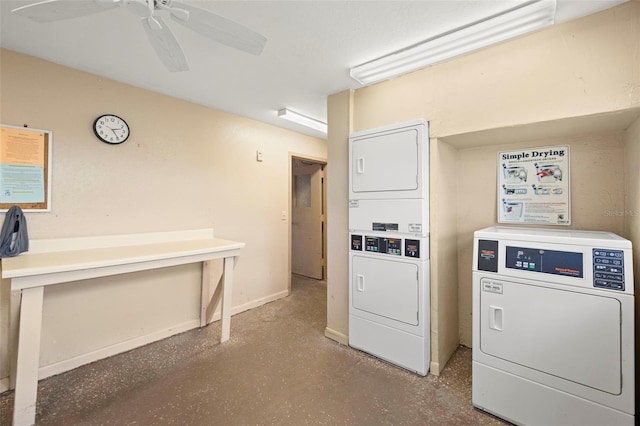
0 124 52 212
497 145 570 225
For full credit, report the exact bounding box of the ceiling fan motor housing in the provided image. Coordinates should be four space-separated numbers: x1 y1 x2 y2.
156 0 172 9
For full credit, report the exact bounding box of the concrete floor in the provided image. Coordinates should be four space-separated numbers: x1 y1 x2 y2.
1 275 506 425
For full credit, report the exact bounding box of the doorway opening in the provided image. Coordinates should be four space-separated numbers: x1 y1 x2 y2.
289 155 327 291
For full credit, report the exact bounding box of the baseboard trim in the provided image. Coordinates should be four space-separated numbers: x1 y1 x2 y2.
32 289 290 383
231 290 289 317
38 319 200 381
430 361 441 376
0 377 9 393
324 327 348 345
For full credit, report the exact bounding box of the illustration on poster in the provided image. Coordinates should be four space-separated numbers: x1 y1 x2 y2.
502 164 527 182
535 163 563 182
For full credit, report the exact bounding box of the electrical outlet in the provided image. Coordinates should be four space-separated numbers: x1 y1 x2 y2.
256 150 263 162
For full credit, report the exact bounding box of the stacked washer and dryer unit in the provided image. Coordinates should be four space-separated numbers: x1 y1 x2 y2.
348 120 430 376
473 226 635 425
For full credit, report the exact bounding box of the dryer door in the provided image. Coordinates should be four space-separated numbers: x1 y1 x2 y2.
478 278 621 394
351 255 419 326
350 128 419 194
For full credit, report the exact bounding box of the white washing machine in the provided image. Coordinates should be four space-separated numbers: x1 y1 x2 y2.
348 119 430 375
349 232 430 375
472 226 634 425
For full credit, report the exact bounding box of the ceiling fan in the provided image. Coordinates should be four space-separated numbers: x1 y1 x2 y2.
11 0 267 72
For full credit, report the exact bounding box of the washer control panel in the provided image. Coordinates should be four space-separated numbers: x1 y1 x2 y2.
474 228 632 294
350 234 421 258
505 246 583 278
593 249 625 291
364 236 402 255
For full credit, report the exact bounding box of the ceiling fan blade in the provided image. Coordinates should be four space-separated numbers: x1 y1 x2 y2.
141 16 189 72
12 0 121 23
169 1 266 56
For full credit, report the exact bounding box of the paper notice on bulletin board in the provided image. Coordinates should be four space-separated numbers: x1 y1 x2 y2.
0 124 52 212
497 145 570 225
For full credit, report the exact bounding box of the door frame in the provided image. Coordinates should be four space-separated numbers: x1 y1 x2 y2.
288 152 327 293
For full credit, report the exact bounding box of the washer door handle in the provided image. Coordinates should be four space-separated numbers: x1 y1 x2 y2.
357 274 365 291
489 305 503 331
356 158 365 174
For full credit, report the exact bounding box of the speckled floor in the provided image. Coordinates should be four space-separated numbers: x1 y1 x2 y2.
1 275 506 425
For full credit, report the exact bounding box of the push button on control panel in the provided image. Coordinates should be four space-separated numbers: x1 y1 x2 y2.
593 249 625 291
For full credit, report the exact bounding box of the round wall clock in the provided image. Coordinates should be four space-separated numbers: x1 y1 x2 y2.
93 114 130 144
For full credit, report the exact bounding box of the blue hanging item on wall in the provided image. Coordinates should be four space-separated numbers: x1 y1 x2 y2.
0 205 29 258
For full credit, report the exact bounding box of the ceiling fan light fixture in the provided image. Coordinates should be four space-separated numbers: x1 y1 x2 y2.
350 0 556 86
278 108 327 134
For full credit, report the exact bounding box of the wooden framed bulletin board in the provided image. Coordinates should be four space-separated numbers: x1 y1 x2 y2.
0 124 52 212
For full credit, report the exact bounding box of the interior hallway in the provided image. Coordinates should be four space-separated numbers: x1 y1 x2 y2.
0 275 505 425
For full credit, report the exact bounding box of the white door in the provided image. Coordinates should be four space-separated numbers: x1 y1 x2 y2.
479 278 621 394
351 128 419 193
351 255 419 326
292 160 324 279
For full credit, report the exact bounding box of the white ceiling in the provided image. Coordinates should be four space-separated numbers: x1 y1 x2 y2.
0 0 628 139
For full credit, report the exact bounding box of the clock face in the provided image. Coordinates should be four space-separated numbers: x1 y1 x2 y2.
93 114 130 144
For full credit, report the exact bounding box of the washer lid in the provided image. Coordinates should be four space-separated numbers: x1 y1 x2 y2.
474 226 631 249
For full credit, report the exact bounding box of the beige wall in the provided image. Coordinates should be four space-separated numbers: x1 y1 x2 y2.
625 116 640 290
352 2 639 136
0 49 326 385
326 1 640 373
623 119 640 272
429 139 459 372
624 116 640 392
325 90 353 344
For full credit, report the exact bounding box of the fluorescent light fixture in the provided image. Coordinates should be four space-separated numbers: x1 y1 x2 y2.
350 0 556 85
278 108 328 134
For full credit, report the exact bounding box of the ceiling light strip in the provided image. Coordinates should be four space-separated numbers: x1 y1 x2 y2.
278 108 328 134
350 0 557 85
